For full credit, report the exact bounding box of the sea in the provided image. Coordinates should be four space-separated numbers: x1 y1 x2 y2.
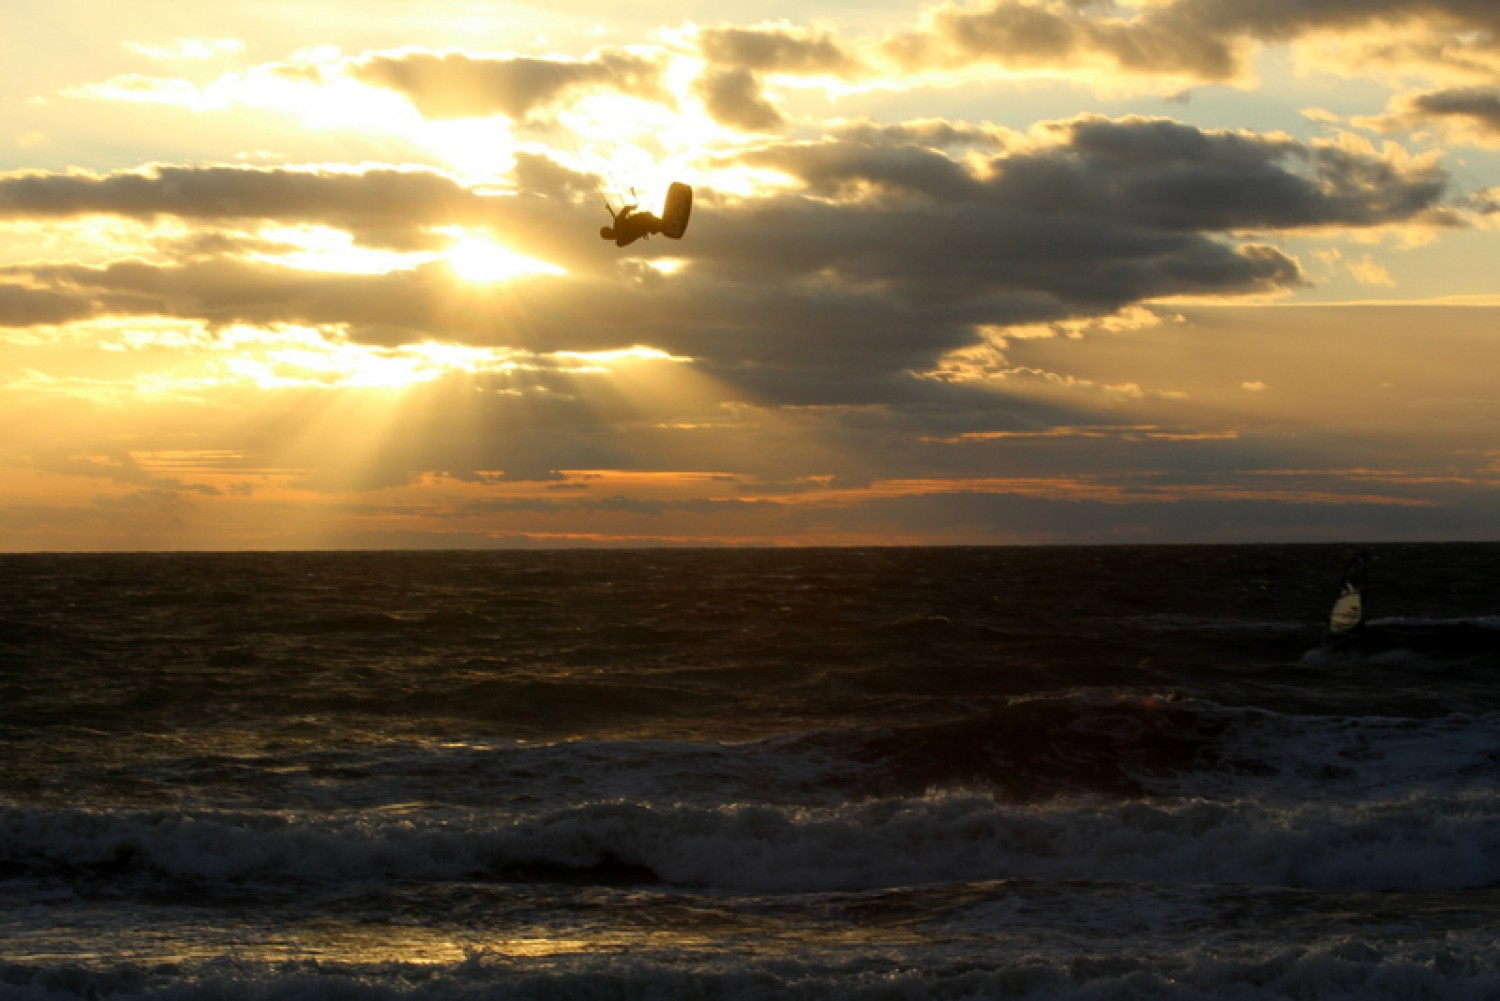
3 543 1499 1000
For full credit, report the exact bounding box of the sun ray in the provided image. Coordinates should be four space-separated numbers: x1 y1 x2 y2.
441 229 566 283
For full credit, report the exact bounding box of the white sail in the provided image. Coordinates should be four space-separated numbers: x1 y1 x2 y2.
1323 551 1370 649
1328 584 1362 636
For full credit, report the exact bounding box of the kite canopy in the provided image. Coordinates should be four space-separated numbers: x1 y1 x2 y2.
660 182 692 239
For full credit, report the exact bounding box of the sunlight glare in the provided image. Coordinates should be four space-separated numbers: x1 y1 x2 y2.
445 234 564 283
548 345 691 374
416 117 519 181
256 226 427 274
645 258 688 276
215 324 519 391
559 93 714 199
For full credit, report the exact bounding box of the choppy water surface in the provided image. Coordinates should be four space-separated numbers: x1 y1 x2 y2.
3 544 1499 998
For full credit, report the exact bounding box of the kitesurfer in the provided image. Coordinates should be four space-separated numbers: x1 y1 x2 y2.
600 203 662 247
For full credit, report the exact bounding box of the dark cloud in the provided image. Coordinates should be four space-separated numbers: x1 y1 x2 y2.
742 116 1450 233
884 0 1500 83
0 163 599 270
715 117 1447 318
884 1 1242 80
1408 87 1500 136
351 49 666 121
694 26 863 132
0 282 95 326
11 258 580 346
1057 118 1453 230
0 165 483 248
696 67 785 131
699 26 862 76
849 489 1500 546
2 117 1456 402
462 494 780 516
1169 0 1500 44
830 119 1010 152
736 139 978 201
29 447 219 495
511 151 602 202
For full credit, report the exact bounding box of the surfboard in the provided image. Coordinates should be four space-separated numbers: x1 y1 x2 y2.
660 182 692 239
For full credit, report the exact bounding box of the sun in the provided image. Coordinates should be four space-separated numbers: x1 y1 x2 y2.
445 234 564 283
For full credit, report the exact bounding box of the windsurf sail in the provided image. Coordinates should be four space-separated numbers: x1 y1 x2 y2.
1324 550 1369 647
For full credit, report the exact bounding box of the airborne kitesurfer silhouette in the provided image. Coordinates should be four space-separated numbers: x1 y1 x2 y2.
600 202 662 247
599 182 693 248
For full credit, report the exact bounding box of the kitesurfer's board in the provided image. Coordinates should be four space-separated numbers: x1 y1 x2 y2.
660 183 692 239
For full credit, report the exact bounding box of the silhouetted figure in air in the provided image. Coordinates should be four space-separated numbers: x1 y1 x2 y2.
600 203 662 247
598 184 693 248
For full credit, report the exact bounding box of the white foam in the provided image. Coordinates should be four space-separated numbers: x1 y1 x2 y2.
6 783 1500 897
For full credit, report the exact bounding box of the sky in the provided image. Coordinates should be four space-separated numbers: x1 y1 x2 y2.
4 0 1500 550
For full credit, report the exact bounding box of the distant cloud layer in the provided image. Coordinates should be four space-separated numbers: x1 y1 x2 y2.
884 0 1500 81
728 1 1500 135
352 50 667 121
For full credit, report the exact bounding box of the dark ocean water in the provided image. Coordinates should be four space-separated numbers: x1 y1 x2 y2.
3 544 1499 999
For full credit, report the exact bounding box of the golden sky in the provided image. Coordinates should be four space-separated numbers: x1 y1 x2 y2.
4 0 1500 549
